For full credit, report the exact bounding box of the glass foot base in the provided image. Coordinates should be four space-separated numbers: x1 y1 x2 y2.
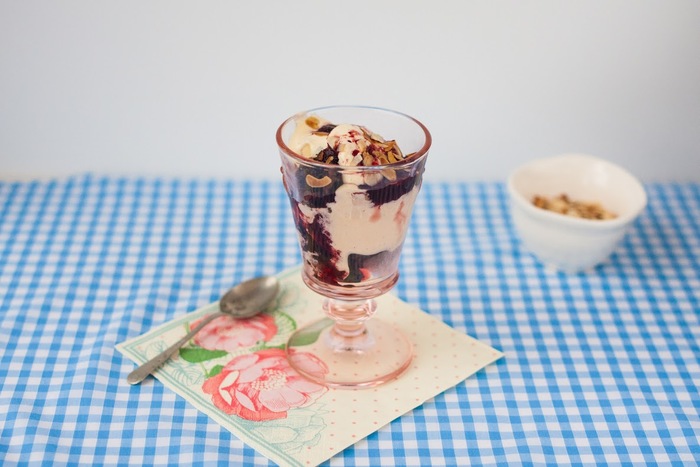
286 318 413 389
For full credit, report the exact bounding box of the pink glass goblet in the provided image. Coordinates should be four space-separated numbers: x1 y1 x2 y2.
277 105 431 388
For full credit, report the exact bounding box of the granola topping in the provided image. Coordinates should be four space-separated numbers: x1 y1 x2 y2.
289 114 409 168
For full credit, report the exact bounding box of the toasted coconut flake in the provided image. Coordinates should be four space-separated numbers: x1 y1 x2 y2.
380 168 397 181
371 132 385 143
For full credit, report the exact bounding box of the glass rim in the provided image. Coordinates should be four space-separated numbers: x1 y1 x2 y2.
276 105 432 170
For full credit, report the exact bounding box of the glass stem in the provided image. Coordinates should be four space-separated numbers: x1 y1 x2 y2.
323 298 377 338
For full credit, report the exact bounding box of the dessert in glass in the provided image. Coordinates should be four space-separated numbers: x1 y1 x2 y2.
277 106 431 388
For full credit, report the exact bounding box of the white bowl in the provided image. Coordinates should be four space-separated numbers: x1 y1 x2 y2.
507 154 647 272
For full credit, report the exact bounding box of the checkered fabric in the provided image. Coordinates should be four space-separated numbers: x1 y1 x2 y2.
1 175 698 466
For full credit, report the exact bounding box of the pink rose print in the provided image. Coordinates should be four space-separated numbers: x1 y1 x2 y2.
191 314 277 352
202 349 328 421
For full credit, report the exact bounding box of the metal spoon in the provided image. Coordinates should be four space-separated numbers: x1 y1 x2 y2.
126 275 280 385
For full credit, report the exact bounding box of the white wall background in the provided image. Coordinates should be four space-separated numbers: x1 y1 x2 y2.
1 1 699 182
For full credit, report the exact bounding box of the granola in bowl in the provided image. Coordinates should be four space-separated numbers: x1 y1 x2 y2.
532 193 617 220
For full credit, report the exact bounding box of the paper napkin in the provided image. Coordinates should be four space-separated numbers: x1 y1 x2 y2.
117 267 503 466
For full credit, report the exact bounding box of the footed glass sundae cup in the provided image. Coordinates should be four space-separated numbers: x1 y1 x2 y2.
277 105 431 388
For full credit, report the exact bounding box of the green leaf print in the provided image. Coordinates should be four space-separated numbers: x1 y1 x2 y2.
207 364 224 378
179 346 228 363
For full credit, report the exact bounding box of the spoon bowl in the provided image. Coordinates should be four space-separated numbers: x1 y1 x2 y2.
127 275 280 384
219 276 280 318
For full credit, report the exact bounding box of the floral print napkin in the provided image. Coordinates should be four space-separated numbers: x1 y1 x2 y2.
117 268 503 466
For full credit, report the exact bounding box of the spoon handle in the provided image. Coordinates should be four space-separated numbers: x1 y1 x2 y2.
126 311 225 385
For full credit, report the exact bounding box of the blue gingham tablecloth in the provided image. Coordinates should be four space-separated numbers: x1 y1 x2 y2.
1 175 698 466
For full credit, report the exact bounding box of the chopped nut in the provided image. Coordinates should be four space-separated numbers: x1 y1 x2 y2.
305 116 320 130
305 174 332 188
